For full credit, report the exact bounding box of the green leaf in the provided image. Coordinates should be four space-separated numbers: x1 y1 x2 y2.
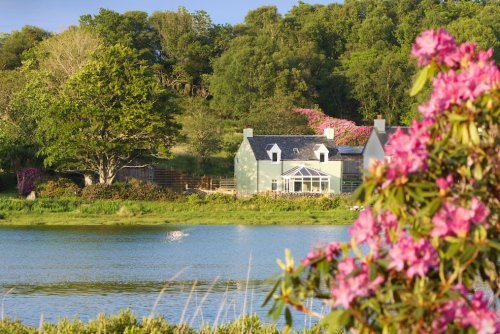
410 65 430 96
368 263 378 281
473 163 483 180
320 309 351 334
284 307 292 329
469 122 480 145
262 279 280 306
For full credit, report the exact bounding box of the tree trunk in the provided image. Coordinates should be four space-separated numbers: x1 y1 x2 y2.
98 157 119 185
83 173 94 186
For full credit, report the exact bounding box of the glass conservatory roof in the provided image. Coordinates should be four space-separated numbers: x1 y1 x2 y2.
282 166 330 177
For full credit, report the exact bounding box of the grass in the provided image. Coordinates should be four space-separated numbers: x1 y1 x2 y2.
0 196 358 226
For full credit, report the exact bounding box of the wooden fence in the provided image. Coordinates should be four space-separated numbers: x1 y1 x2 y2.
116 167 235 192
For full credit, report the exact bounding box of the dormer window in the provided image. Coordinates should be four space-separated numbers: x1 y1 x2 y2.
293 148 299 154
266 143 281 164
314 144 329 163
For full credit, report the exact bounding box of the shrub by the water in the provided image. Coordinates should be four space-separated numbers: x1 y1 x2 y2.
36 177 81 198
267 31 500 333
81 178 179 201
16 168 46 196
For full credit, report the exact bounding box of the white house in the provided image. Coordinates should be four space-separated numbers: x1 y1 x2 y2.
234 127 363 196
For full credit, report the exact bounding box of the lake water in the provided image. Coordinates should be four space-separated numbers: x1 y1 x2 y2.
0 224 352 328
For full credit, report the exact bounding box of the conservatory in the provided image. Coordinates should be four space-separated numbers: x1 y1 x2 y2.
282 166 331 193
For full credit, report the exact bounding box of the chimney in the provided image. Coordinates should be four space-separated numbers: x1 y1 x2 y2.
243 126 253 138
323 127 334 141
374 115 385 133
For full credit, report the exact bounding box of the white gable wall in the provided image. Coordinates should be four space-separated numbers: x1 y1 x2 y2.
234 138 258 195
363 130 385 171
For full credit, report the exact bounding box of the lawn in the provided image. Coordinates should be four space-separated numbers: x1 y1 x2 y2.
0 195 358 226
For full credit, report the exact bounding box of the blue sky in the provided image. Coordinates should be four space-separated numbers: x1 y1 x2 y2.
0 0 339 33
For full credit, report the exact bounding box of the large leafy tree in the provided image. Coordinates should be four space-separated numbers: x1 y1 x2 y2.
0 25 49 70
150 7 232 97
36 44 179 184
79 8 160 64
34 26 102 84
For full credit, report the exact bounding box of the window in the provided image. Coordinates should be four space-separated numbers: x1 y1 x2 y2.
272 152 278 162
293 148 299 154
320 153 326 162
271 180 277 191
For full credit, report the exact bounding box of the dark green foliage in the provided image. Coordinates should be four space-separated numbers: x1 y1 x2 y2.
35 178 81 198
0 25 49 70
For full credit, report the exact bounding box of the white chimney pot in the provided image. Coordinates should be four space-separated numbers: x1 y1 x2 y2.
243 127 253 138
324 128 334 141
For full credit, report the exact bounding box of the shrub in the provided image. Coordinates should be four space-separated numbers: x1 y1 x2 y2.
0 211 5 219
16 168 46 196
267 30 500 333
36 178 81 198
81 179 180 201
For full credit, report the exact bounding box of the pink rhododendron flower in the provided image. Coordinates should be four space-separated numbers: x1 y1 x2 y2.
349 209 379 245
300 249 322 267
431 197 489 238
324 242 341 261
411 29 458 67
377 210 398 242
436 174 453 190
331 258 384 308
387 235 438 278
292 109 371 145
384 128 430 185
432 286 500 334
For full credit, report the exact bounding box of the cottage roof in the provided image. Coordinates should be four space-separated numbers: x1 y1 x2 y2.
247 135 345 161
375 127 409 147
337 146 364 155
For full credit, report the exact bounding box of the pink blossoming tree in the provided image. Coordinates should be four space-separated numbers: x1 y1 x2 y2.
266 30 499 333
293 108 372 146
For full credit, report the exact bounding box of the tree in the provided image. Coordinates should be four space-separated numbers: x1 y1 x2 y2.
244 94 312 135
0 69 41 171
149 8 231 97
79 8 160 64
0 25 49 70
34 26 102 84
36 44 179 184
180 98 223 165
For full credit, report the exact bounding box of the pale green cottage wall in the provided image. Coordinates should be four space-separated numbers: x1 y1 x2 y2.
234 138 257 194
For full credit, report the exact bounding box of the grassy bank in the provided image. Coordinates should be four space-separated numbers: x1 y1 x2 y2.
0 196 357 226
0 310 323 334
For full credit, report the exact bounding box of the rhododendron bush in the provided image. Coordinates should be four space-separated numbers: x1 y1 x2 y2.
293 108 371 146
265 30 499 333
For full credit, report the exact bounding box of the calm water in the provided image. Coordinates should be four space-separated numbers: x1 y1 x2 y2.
0 224 352 327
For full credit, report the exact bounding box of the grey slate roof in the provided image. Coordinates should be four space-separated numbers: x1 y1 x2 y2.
246 135 362 161
337 146 364 155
